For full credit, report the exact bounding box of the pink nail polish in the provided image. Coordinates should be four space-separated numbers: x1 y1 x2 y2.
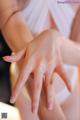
32 105 37 114
3 56 9 59
10 97 15 104
2 56 11 61
48 103 53 110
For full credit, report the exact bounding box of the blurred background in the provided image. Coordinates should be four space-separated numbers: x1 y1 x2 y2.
0 32 11 104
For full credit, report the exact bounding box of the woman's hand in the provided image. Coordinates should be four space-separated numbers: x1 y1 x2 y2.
3 29 71 114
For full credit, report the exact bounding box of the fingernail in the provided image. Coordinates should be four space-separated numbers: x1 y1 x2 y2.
10 96 15 104
48 103 53 110
32 105 37 114
3 56 9 59
2 56 11 61
69 84 72 92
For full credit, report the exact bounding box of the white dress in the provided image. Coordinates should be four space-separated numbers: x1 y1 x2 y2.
21 0 78 104
21 0 75 36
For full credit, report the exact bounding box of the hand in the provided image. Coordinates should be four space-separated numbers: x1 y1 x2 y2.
3 29 71 114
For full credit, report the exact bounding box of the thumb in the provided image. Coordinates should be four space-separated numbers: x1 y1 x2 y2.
3 48 26 63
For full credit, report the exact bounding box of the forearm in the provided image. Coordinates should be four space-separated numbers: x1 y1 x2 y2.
0 0 33 52
1 12 33 52
60 37 80 66
0 0 18 29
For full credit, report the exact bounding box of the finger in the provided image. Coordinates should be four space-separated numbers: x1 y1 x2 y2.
32 62 46 114
50 91 66 120
44 74 54 110
3 47 26 62
10 56 35 103
55 64 72 92
44 64 56 110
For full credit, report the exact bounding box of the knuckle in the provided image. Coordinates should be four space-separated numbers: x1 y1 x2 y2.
48 94 53 100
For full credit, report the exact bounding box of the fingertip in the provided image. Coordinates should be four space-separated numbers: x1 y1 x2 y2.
48 102 53 110
10 96 16 104
32 104 37 114
66 80 72 93
2 56 10 61
68 84 72 93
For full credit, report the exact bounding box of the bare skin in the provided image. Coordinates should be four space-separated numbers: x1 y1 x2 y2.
0 0 67 119
0 0 80 119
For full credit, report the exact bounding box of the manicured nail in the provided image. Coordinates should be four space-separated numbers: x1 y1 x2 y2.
3 56 10 59
68 84 72 92
10 96 15 104
2 56 11 62
48 103 53 110
32 105 37 114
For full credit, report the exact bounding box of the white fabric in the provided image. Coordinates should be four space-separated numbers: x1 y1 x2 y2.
21 0 76 37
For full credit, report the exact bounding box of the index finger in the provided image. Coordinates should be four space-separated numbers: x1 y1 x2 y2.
10 57 35 103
